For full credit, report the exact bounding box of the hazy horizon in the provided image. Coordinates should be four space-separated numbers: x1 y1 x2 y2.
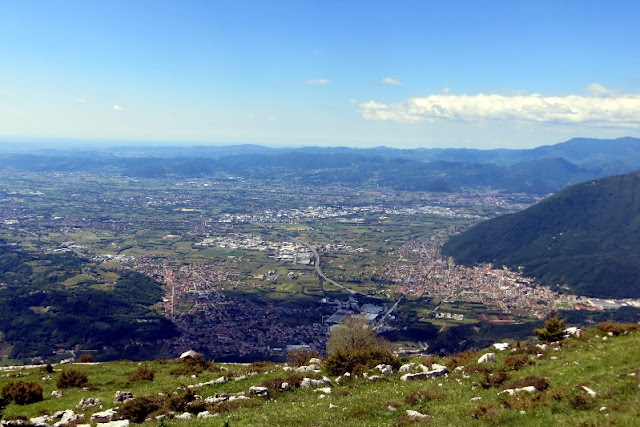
1 1 639 149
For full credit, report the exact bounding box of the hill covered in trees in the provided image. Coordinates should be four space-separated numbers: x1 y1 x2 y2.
442 171 640 298
0 242 176 361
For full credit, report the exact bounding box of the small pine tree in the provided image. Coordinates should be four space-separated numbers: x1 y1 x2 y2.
534 315 567 343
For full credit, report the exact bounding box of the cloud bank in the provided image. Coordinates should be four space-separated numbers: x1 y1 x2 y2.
359 86 640 128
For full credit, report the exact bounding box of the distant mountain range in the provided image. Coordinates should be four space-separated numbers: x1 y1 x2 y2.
1 137 640 194
442 170 640 298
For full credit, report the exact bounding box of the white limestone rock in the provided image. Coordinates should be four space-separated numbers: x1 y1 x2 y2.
399 363 415 373
249 386 269 397
375 364 393 376
478 353 496 363
179 350 202 359
493 342 510 351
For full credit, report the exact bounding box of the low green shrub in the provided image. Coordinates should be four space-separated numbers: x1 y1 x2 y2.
505 375 549 391
169 355 212 376
480 369 509 389
56 368 88 389
1 381 43 405
127 364 155 382
116 395 163 423
504 354 533 371
286 349 322 367
77 353 94 363
325 347 400 376
596 321 637 336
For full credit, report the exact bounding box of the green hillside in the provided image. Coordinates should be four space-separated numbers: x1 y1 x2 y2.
0 323 638 425
0 242 176 361
442 171 640 298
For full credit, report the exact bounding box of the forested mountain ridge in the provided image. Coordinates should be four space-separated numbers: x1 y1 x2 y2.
442 171 640 298
2 137 640 194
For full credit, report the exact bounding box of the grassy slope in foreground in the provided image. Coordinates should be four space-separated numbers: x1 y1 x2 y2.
442 170 640 298
1 325 639 426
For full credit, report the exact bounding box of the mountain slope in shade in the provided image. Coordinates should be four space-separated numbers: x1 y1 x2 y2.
442 171 640 298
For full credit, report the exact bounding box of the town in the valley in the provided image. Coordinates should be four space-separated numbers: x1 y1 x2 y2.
2 172 639 361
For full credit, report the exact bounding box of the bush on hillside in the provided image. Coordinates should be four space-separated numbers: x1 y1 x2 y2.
326 316 389 356
76 353 94 363
169 355 212 376
325 347 399 376
505 375 549 391
56 368 88 389
504 354 534 371
287 349 322 367
480 369 509 389
127 364 155 382
1 381 43 405
534 315 566 343
116 395 163 423
596 321 637 336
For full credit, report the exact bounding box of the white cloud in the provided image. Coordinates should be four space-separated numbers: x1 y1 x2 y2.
75 98 87 103
585 83 613 97
359 85 640 128
112 104 124 111
305 78 329 85
381 77 402 86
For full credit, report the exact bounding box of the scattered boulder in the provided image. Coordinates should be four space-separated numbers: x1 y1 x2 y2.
249 386 269 397
98 421 129 427
335 372 351 384
77 397 101 408
205 392 248 404
53 410 84 427
91 408 118 421
188 376 228 389
308 358 322 365
179 350 202 359
581 386 597 397
375 364 393 376
197 411 217 419
400 365 448 381
499 386 537 396
399 363 416 373
280 382 291 391
493 343 510 351
175 412 192 420
51 390 63 398
295 365 320 373
401 373 425 381
431 363 447 371
29 416 52 426
300 376 331 388
406 409 429 419
114 390 134 403
478 353 497 363
564 327 582 338
368 375 384 381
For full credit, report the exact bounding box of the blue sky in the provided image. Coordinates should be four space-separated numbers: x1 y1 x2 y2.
1 1 639 149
